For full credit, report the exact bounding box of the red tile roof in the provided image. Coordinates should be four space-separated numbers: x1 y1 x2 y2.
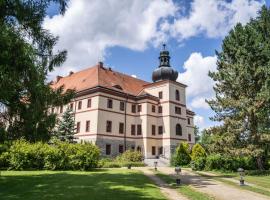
51 64 150 96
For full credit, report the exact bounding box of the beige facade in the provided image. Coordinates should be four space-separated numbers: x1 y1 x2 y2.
53 77 195 159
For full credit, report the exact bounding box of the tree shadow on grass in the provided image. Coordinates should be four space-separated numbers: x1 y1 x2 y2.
0 170 167 200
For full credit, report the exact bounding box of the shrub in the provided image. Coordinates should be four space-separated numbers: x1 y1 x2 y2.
172 142 191 166
205 154 257 171
0 152 10 169
7 139 100 170
191 157 206 171
116 150 143 162
191 144 206 161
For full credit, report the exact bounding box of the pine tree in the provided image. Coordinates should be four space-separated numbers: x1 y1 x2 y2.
207 6 270 170
56 108 76 142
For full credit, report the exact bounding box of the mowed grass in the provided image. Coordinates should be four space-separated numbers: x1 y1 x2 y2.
0 169 168 200
154 171 215 200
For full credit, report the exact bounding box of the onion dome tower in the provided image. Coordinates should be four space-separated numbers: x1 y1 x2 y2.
152 44 178 82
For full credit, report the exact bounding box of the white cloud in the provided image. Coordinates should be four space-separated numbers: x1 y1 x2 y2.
191 97 209 109
194 115 205 127
168 0 263 40
179 52 217 97
44 0 176 78
178 52 217 110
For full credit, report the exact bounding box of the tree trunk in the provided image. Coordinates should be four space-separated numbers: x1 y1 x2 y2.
256 156 264 170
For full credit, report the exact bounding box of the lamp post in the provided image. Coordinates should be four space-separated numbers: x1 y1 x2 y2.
154 161 158 171
175 166 181 185
237 168 245 186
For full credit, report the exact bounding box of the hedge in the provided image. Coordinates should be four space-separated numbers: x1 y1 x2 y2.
0 139 100 170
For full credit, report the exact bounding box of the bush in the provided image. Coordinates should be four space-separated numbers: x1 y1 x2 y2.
191 144 206 161
191 157 206 171
0 152 10 168
205 154 257 171
116 150 143 162
190 144 207 170
6 139 100 170
171 142 191 166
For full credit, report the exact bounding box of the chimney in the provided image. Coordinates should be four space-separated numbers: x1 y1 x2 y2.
98 61 103 68
56 75 63 82
69 71 74 76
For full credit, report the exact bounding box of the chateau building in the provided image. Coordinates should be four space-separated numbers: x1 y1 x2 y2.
51 46 195 159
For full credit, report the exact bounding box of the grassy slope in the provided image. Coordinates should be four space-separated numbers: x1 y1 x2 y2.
0 169 168 200
154 171 215 200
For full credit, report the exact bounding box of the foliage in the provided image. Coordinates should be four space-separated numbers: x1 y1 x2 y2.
171 142 191 166
0 0 74 142
207 6 270 170
55 107 76 142
116 150 143 162
191 157 206 171
204 154 257 171
2 139 100 170
191 143 206 161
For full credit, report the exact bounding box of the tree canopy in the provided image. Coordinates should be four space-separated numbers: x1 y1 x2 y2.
207 6 270 169
0 0 74 142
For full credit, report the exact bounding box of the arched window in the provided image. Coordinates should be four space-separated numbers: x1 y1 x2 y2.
175 90 180 101
176 124 182 136
137 146 141 152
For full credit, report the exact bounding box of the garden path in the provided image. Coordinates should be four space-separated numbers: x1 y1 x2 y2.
137 167 189 200
158 167 270 200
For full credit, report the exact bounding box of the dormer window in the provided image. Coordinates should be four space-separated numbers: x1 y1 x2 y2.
112 84 123 90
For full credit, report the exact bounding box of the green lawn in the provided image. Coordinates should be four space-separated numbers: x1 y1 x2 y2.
154 170 215 200
0 169 168 200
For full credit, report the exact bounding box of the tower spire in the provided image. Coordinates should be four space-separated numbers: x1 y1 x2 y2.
152 44 178 82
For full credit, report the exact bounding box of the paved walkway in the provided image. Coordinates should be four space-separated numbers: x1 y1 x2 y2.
158 167 270 200
137 167 189 200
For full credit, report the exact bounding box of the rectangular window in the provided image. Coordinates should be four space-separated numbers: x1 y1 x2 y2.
131 104 136 113
87 99 92 108
76 122 80 133
107 99 113 108
70 103 73 110
188 134 191 141
137 104 142 112
78 101 82 110
119 145 124 153
120 101 125 111
106 121 112 132
60 106 63 113
119 122 124 134
158 91 163 99
106 144 111 155
188 118 191 125
137 124 142 135
175 106 181 114
159 147 163 155
158 106 162 113
131 124 136 135
152 146 156 156
152 125 156 135
85 120 90 132
158 126 163 135
152 105 156 113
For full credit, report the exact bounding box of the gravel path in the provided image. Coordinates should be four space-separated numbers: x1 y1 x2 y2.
137 167 189 200
158 167 270 200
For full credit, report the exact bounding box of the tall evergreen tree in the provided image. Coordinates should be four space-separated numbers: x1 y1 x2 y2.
207 6 270 169
56 107 75 142
0 0 74 141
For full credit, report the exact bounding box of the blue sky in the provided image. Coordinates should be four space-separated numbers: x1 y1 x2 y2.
45 0 269 131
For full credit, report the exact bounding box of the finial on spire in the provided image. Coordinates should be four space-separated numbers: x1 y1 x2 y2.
162 43 166 50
